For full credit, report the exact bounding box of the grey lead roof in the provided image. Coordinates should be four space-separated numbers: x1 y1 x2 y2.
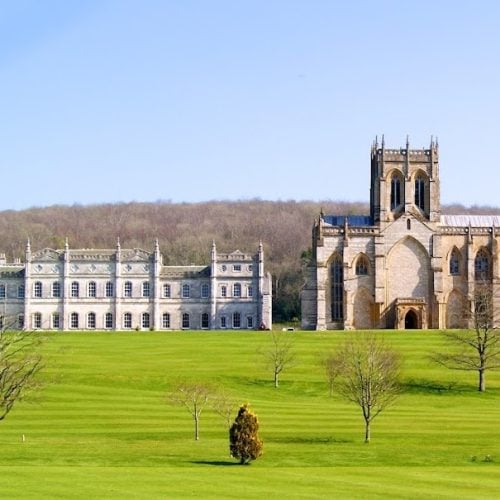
441 215 500 227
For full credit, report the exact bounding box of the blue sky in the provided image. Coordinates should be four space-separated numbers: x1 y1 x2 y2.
1 0 500 210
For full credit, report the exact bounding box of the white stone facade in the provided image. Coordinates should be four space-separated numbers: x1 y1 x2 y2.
302 138 500 330
0 241 272 331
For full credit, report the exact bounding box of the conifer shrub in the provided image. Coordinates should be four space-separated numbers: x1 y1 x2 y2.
229 404 263 464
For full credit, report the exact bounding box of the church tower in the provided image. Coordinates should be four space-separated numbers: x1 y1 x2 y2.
370 136 440 225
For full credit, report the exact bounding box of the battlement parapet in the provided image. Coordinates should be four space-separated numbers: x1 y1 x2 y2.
439 226 497 236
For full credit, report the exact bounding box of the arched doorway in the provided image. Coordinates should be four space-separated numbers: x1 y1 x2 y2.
405 310 418 329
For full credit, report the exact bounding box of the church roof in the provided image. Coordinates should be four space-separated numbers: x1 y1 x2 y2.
441 215 500 227
323 215 372 227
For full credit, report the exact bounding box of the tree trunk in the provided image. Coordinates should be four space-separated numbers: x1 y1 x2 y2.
274 371 279 388
195 415 199 440
478 369 486 392
364 420 371 443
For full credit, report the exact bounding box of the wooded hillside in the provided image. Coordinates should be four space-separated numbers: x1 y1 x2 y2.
1 200 498 322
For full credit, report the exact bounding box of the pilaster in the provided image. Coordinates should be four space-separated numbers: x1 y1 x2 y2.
114 239 122 330
153 239 161 330
24 240 32 330
210 241 217 328
62 238 70 330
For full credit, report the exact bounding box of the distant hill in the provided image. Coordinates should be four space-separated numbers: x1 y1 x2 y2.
1 200 498 322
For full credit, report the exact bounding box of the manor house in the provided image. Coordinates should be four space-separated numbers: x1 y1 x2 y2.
0 240 272 331
302 138 500 330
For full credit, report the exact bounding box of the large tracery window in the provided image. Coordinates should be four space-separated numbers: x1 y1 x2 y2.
475 248 491 281
415 175 426 211
390 173 403 211
331 256 344 322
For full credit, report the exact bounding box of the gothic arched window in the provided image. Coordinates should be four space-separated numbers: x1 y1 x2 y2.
475 248 491 281
415 174 426 211
355 255 369 276
331 256 344 321
449 248 461 276
390 172 404 211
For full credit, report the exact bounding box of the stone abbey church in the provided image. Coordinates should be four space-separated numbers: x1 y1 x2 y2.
0 241 272 331
302 138 500 330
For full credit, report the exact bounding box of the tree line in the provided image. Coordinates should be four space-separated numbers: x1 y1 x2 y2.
0 200 498 322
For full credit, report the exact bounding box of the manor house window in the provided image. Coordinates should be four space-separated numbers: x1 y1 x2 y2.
87 312 96 329
34 281 42 298
201 312 209 329
124 281 133 298
70 312 79 329
71 282 79 298
88 281 96 298
52 313 60 329
123 312 132 329
163 284 171 298
182 284 190 298
162 313 170 328
0 284 5 299
105 281 114 298
52 281 61 298
233 312 241 329
182 313 190 329
33 312 42 329
105 313 113 329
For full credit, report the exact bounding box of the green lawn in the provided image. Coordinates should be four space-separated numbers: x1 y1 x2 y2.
0 330 499 498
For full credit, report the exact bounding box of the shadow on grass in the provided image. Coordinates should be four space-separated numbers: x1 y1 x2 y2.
402 379 463 395
270 436 351 445
190 460 241 467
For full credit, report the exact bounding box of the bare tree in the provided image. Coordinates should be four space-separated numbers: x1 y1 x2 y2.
260 330 295 388
211 388 237 429
434 283 500 392
0 324 42 422
336 335 401 443
322 351 345 397
169 381 214 440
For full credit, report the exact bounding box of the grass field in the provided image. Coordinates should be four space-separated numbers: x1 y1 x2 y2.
0 330 499 498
